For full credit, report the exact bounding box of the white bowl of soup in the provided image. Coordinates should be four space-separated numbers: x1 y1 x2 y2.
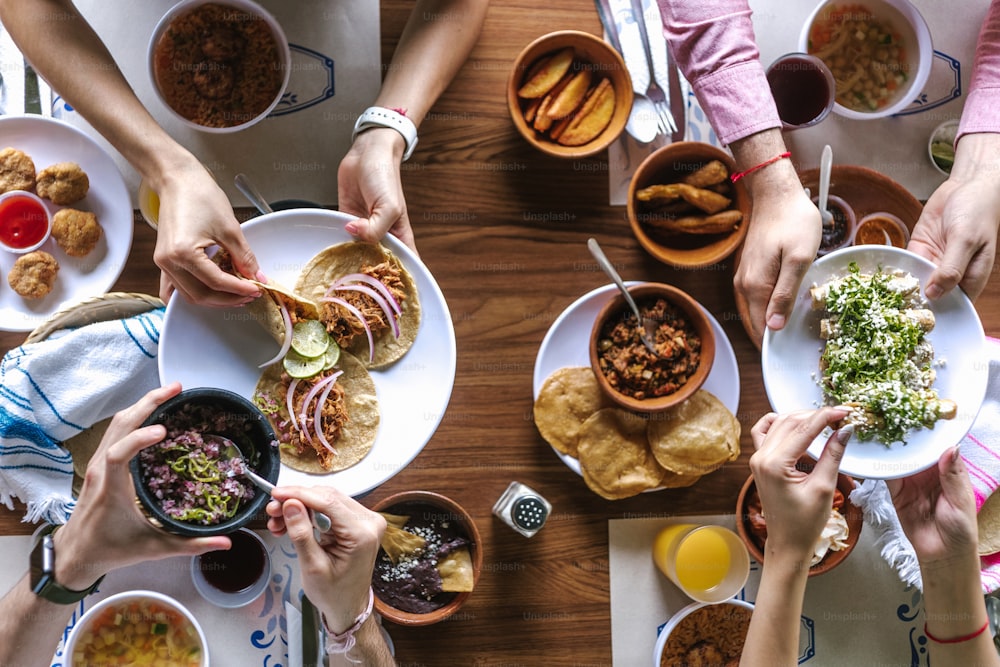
800 0 932 119
64 590 208 666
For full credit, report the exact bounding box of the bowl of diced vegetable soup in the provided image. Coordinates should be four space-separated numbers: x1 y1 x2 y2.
64 590 208 666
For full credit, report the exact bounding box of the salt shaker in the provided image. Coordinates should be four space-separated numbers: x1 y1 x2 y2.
492 481 551 538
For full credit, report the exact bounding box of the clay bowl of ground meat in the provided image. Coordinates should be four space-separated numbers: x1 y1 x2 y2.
589 282 715 413
653 598 754 667
736 459 863 577
370 490 483 626
129 387 280 537
148 0 290 133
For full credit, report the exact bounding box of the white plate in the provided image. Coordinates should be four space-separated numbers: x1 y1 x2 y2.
532 283 741 479
159 210 457 497
762 245 988 480
0 116 132 332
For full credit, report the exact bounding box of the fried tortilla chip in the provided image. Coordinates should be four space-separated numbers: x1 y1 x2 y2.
533 367 610 456
378 514 428 564
577 408 667 500
439 547 475 592
646 390 741 475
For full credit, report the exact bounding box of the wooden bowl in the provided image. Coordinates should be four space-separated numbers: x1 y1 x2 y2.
507 30 632 158
627 142 751 268
370 490 483 626
589 282 715 413
735 462 863 577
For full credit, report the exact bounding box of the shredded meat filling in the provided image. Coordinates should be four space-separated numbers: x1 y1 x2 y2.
323 261 407 347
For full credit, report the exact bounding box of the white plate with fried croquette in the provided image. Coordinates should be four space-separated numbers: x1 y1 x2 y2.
0 116 132 331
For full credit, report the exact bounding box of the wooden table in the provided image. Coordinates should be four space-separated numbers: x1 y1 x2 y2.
2 0 999 664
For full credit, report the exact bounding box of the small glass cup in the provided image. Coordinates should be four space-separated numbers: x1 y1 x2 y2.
0 190 52 253
766 53 836 130
853 212 910 248
814 194 857 256
191 528 271 608
928 119 959 176
137 178 159 229
652 524 750 603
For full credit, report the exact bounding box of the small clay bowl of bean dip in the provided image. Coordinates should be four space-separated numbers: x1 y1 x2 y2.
370 490 482 626
589 282 715 413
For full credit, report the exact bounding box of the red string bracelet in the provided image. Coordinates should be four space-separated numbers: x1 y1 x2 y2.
730 151 792 183
923 619 990 644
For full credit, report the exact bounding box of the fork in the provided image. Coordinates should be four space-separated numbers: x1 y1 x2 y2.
629 0 676 136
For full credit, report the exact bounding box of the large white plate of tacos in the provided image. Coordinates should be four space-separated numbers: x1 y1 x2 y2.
158 210 457 496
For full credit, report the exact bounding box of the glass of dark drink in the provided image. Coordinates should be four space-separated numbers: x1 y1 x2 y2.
191 528 271 608
766 53 836 130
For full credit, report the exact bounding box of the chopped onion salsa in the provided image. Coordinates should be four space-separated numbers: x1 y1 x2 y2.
138 403 256 525
817 262 947 445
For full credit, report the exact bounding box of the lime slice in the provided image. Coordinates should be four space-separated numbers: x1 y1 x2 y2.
322 340 341 370
291 320 330 358
931 143 954 171
283 349 326 378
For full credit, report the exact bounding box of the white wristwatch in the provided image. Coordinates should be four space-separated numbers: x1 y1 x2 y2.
352 107 419 161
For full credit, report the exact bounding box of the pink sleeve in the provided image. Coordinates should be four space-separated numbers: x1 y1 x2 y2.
656 0 780 145
958 0 1000 139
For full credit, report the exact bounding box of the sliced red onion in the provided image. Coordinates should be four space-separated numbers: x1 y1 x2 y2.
299 373 338 443
312 371 344 455
332 273 401 315
320 296 374 362
258 300 293 368
329 284 399 338
286 378 301 434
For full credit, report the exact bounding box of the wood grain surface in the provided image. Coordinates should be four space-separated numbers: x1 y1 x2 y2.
2 1 999 664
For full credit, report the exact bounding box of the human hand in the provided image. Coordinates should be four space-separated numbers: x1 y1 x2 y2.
907 133 1000 302
339 129 417 253
266 486 386 633
52 382 231 590
748 407 852 563
152 165 263 307
887 447 979 567
733 187 821 344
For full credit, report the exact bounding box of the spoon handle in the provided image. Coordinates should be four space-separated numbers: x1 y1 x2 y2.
242 467 331 532
235 173 274 215
817 144 833 213
587 238 642 317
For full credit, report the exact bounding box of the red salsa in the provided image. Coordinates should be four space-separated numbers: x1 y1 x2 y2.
0 193 49 250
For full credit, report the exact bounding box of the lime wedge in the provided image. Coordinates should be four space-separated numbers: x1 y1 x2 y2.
283 349 326 378
291 320 330 358
322 340 341 370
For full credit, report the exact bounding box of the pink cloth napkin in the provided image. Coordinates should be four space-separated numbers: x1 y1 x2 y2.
851 336 1000 593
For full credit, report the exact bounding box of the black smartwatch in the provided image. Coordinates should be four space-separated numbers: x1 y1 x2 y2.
29 524 104 604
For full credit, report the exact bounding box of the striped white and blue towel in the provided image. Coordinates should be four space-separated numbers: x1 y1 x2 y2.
0 309 163 524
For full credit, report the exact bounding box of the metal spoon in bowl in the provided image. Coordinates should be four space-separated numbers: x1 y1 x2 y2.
587 238 658 355
208 434 332 533
234 173 274 215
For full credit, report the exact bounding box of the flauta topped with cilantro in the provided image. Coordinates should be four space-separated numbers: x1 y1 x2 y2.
812 262 956 446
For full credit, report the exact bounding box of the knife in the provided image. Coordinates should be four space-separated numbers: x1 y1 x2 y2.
593 0 625 58
301 594 321 667
666 51 685 142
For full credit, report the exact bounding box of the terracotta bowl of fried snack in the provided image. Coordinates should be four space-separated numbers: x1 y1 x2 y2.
589 282 715 414
508 30 632 158
627 142 751 268
736 460 863 577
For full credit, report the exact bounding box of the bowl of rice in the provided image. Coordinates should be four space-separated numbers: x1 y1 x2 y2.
129 387 279 537
147 0 291 132
652 599 754 666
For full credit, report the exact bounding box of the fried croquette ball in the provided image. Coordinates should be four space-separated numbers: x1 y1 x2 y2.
51 208 102 257
0 147 36 194
36 162 89 205
8 250 59 299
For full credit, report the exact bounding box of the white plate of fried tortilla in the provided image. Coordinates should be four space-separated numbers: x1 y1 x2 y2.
531 282 740 481
762 245 988 480
158 209 457 497
0 116 132 332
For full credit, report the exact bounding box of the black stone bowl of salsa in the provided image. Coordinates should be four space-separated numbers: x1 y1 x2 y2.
589 282 715 413
371 490 482 626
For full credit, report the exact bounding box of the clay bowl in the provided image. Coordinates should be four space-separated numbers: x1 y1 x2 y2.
507 30 632 158
628 141 751 269
589 282 715 413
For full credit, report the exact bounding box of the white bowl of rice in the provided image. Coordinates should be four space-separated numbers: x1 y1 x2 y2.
64 590 208 666
799 0 932 119
652 599 754 667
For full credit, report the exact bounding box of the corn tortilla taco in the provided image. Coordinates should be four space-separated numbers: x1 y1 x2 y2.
294 242 420 369
253 351 379 473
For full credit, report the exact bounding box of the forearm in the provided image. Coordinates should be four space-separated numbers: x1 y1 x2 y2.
342 616 396 666
919 553 1000 666
375 0 487 124
741 554 809 666
0 575 74 666
728 129 800 201
0 0 203 191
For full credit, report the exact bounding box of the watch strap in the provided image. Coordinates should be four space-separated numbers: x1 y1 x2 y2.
31 524 104 604
352 106 418 161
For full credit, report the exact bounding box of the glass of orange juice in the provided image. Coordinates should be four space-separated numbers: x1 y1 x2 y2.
138 178 160 229
652 524 750 603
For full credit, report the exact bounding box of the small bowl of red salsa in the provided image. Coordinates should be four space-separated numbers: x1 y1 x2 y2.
589 282 715 413
0 190 52 254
